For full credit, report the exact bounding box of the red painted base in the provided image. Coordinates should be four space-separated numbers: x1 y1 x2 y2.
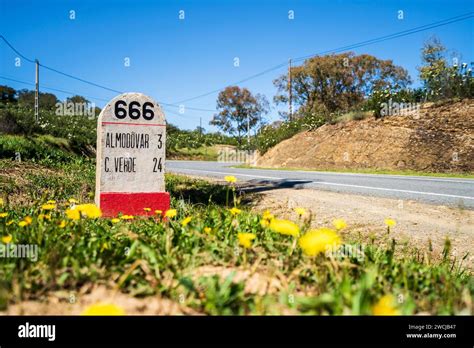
99 192 170 217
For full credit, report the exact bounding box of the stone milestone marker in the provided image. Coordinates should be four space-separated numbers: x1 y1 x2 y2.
95 93 170 217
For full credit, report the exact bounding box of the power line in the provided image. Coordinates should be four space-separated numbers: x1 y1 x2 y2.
293 12 474 63
2 12 473 112
0 75 110 102
161 102 216 112
172 12 474 104
41 61 216 110
2 76 107 104
1 34 125 94
162 106 202 119
172 61 288 104
0 35 36 63
1 35 217 112
0 76 210 121
1 75 204 121
39 63 123 94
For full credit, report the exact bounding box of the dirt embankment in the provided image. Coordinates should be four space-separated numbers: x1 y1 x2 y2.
257 100 474 173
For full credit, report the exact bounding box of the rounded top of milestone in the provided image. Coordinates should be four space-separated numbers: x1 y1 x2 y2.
99 92 165 126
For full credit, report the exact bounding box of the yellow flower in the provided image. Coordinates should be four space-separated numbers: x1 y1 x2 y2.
269 219 300 237
238 232 256 248
143 207 151 212
2 235 12 244
294 207 306 216
262 210 274 220
0 212 8 218
81 303 125 316
6 220 14 226
68 198 78 204
38 214 51 221
77 204 102 219
0 198 3 206
224 176 237 183
58 220 67 228
181 216 192 226
372 295 400 315
101 242 109 251
165 209 177 218
332 219 347 230
66 208 81 220
204 227 212 234
229 207 241 216
41 203 56 210
120 215 134 220
260 210 274 227
155 210 163 215
111 218 120 223
18 216 33 227
46 200 56 204
298 228 341 256
384 218 396 227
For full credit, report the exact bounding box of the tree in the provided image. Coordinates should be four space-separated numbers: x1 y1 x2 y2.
418 37 473 100
210 86 269 145
0 85 17 103
274 52 411 118
18 89 58 110
419 37 447 99
67 95 90 105
93 106 102 116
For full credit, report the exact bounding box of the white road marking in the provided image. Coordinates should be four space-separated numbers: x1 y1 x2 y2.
168 161 474 184
169 168 474 201
265 169 474 184
312 182 474 200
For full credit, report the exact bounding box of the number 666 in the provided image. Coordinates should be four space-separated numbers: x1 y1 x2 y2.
114 100 155 120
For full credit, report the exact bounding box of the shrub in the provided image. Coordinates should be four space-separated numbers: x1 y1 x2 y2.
254 112 325 154
0 134 77 163
365 88 425 119
166 124 238 156
0 104 97 152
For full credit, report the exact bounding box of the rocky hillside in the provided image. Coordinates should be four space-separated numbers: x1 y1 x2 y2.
256 99 474 173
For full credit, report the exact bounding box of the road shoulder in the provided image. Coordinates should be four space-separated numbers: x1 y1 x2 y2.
173 173 473 265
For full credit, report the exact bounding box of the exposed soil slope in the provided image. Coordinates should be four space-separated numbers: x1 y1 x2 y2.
257 100 474 172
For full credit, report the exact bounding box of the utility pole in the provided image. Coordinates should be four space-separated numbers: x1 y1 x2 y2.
35 59 39 122
247 114 250 147
288 58 292 121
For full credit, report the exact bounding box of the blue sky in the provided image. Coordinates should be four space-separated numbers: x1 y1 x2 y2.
0 0 473 130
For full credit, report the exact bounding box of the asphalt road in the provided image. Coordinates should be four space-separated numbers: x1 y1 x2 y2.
167 160 474 209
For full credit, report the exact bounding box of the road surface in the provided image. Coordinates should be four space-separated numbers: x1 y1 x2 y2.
167 161 474 209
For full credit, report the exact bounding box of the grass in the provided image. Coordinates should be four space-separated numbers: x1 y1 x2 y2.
168 145 223 161
0 158 472 315
332 110 373 123
234 164 474 179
